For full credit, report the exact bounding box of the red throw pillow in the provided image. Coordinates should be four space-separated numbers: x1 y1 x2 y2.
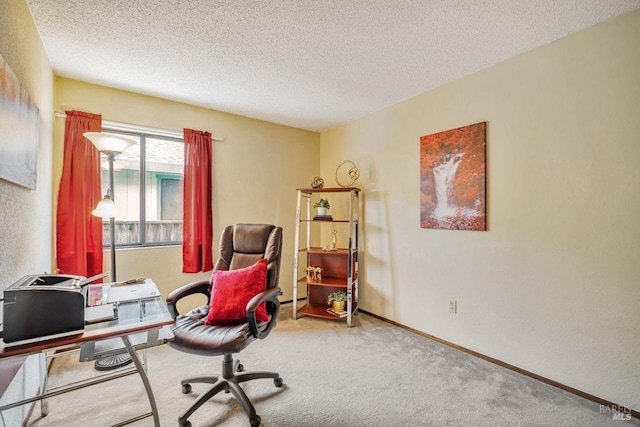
205 258 269 325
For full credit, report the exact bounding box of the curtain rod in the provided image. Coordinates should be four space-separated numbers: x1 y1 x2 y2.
54 112 224 141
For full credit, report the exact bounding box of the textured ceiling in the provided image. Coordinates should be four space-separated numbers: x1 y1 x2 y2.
26 0 640 132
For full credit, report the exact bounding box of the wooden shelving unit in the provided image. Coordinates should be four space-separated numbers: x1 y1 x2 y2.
293 187 360 327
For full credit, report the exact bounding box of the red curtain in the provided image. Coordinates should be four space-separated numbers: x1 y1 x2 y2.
56 111 103 277
183 128 213 273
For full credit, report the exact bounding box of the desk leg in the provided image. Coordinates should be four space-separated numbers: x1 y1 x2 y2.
39 352 49 417
121 336 160 427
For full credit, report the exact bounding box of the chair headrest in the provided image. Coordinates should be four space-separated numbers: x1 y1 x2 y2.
232 224 276 255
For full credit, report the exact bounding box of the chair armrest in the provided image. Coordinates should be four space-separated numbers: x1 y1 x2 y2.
166 280 210 319
246 287 282 339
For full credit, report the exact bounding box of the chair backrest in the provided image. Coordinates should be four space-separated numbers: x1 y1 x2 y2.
213 224 282 290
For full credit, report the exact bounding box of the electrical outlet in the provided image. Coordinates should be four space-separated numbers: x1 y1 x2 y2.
449 300 457 314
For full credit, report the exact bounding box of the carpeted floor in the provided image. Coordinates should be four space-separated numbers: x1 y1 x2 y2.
26 305 639 427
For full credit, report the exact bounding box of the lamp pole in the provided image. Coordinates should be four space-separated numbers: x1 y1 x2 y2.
94 151 132 371
107 153 117 282
84 131 137 372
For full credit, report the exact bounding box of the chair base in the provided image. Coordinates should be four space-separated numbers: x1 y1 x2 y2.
178 353 283 427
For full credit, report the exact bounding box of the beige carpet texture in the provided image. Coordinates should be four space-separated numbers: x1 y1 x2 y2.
26 305 639 427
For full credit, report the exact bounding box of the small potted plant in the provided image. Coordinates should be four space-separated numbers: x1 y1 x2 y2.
313 198 331 216
327 291 347 313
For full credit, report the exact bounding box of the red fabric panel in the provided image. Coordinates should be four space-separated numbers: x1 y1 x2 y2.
206 258 269 325
56 111 103 277
183 128 213 273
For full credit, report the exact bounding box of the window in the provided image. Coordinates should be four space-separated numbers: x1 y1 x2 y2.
158 175 182 220
99 128 184 247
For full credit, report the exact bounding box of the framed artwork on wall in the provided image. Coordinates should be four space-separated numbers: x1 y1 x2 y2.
420 121 486 231
0 53 40 190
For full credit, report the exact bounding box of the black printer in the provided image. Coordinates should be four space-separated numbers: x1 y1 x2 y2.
1 274 100 344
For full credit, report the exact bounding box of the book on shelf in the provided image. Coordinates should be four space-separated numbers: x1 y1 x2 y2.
327 308 348 318
313 215 333 221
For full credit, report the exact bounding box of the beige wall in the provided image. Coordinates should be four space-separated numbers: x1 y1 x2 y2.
320 10 640 411
0 2 55 285
0 0 54 424
54 78 319 302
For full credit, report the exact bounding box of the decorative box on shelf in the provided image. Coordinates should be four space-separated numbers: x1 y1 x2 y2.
326 308 348 318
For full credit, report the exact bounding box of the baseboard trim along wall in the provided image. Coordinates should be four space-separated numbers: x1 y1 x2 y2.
359 309 639 420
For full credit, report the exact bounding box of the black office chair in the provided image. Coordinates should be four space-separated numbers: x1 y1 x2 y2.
166 224 283 427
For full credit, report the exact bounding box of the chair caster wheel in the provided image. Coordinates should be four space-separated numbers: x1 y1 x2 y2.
182 384 192 394
179 420 191 427
250 414 261 426
274 377 283 387
237 363 244 372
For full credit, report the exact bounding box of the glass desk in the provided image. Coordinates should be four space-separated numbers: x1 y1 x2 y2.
0 280 173 426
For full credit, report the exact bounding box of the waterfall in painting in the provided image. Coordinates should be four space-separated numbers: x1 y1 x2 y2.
430 152 482 228
432 153 463 218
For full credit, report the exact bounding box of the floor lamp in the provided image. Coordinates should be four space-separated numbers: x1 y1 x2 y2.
84 131 136 371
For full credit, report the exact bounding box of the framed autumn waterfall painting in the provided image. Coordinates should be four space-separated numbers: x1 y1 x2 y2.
420 122 486 231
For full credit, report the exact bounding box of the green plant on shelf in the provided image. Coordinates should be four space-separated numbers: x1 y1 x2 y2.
327 291 347 304
313 198 331 209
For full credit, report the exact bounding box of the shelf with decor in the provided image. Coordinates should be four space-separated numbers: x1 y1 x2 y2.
293 187 360 327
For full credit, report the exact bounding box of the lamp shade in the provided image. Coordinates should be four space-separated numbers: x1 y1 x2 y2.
84 132 136 155
91 195 118 218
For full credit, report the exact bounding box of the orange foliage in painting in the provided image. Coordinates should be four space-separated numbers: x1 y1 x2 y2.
420 122 486 230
